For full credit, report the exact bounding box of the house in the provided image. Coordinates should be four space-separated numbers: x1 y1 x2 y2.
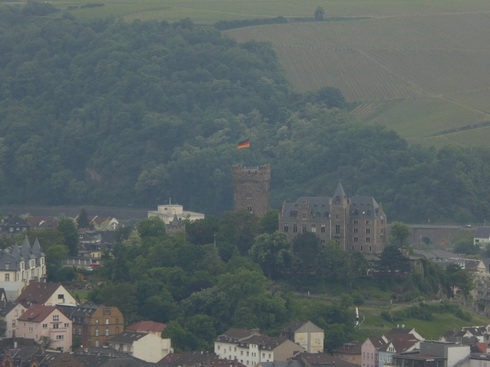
474 227 490 247
362 337 387 367
279 321 324 353
126 320 166 337
17 305 72 351
215 328 305 367
0 215 30 234
278 183 388 255
390 341 470 367
1 301 26 338
372 327 424 367
89 216 120 231
17 281 77 308
147 204 205 224
57 304 124 348
332 341 362 366
106 330 173 363
24 216 58 230
0 237 46 284
441 326 488 344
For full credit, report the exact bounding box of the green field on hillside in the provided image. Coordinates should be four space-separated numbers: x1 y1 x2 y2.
42 0 490 146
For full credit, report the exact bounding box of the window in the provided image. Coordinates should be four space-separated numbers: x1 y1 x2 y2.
365 228 371 234
43 324 48 328
53 323 59 329
335 225 341 234
311 225 316 233
53 315 59 321
302 224 307 233
96 319 99 324
366 237 371 243
5 262 9 270
293 224 298 233
105 318 109 325
321 225 326 233
104 309 111 315
353 228 358 233
354 237 358 243
5 274 9 281
354 220 358 225
105 329 110 336
283 224 289 233
56 335 64 340
64 323 69 328
365 220 370 225
95 329 99 336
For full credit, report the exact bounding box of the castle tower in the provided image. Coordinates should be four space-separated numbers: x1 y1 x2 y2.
231 164 271 217
329 182 350 250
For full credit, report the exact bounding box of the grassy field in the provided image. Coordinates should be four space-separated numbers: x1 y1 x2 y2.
38 0 490 146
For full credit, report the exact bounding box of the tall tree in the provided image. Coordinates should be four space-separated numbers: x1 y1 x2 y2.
390 221 411 247
57 218 78 256
76 208 91 229
249 231 291 279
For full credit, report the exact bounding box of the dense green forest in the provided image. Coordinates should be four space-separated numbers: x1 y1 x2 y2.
2 3 490 223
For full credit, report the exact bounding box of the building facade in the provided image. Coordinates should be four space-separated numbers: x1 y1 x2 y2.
0 238 46 283
279 321 324 354
232 164 271 218
278 183 388 254
57 304 124 348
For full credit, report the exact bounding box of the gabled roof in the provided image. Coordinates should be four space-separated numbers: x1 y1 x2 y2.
239 335 290 350
57 304 98 320
217 328 260 342
159 351 245 367
18 304 56 323
281 321 323 335
475 227 490 239
126 320 166 333
332 341 362 355
16 281 63 307
293 351 360 367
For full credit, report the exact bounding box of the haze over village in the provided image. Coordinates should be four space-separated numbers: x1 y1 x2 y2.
2 0 490 366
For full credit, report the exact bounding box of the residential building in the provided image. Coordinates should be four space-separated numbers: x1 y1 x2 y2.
390 341 470 367
215 328 305 367
279 321 324 353
362 337 387 367
332 341 362 366
0 237 46 283
232 164 271 218
16 305 72 351
0 215 30 234
278 183 387 255
369 327 424 367
474 227 490 247
148 203 205 224
291 352 361 367
106 330 173 363
57 304 124 348
16 281 77 307
159 351 245 367
1 301 26 338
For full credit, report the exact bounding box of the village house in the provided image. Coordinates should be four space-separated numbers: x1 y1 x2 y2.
278 183 388 255
58 304 124 348
106 330 173 363
215 328 305 367
0 237 46 285
279 321 324 353
332 341 362 365
16 281 77 307
16 304 72 352
1 301 26 338
126 320 166 337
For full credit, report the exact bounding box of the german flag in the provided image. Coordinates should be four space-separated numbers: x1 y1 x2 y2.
237 139 251 149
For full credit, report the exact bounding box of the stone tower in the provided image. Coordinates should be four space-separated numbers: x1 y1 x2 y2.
329 182 350 250
231 164 271 217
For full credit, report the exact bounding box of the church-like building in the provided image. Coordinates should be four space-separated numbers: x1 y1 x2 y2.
278 183 388 254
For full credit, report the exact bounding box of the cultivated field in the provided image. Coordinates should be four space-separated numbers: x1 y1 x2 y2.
44 0 490 146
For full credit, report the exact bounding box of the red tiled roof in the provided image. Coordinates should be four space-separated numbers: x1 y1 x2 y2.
126 321 167 333
18 305 56 323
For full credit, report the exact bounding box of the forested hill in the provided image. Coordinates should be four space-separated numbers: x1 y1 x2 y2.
2 3 490 224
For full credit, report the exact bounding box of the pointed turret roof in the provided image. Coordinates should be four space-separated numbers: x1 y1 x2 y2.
10 244 20 259
21 236 32 259
333 182 347 199
31 238 44 257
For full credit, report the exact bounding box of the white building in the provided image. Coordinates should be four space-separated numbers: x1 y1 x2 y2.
215 328 305 367
279 321 324 353
107 330 173 363
0 237 46 284
148 204 205 224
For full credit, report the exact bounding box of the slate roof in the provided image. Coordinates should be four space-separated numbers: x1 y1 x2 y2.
475 227 490 239
16 281 62 306
292 351 360 367
0 301 18 317
18 304 56 322
332 341 362 355
0 237 45 272
238 335 289 350
127 321 167 333
158 351 244 367
107 331 148 345
217 328 260 342
57 304 98 322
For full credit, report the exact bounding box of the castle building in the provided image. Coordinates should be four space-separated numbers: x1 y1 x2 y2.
278 183 387 254
232 164 271 217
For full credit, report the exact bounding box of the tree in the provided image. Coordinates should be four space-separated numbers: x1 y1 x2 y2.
249 231 291 279
137 216 166 240
314 6 325 20
378 245 410 273
446 264 474 298
76 208 91 229
45 244 68 281
390 221 411 247
57 218 78 256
